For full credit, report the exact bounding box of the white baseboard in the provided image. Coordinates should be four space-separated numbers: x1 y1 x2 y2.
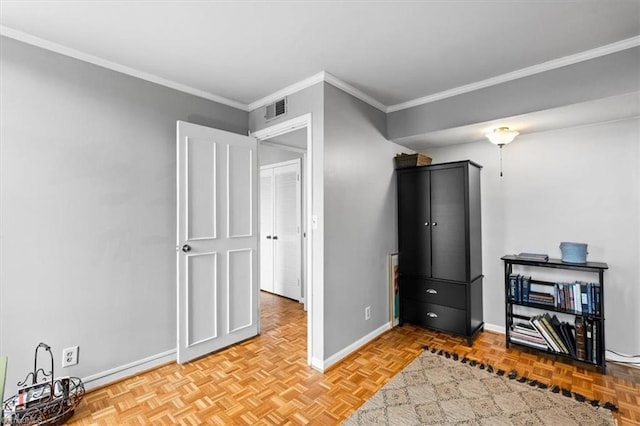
79 322 505 390
81 349 176 391
484 322 505 335
319 322 392 371
310 356 325 372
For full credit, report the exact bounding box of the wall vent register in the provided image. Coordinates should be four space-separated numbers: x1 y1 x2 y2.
265 97 287 121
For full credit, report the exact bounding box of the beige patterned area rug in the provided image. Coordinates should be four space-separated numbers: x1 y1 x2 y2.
344 347 616 425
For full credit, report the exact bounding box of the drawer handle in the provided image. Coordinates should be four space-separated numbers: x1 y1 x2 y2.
426 312 438 318
425 288 437 294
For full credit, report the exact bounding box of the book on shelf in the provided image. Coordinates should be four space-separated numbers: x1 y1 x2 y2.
509 335 550 351
579 282 591 315
528 314 578 356
559 322 577 358
512 324 546 340
510 333 549 349
510 322 550 350
573 284 581 314
521 276 531 302
512 321 541 336
593 320 598 363
515 252 549 262
575 317 587 360
511 279 598 310
541 313 570 355
548 281 601 315
556 283 564 309
509 274 519 302
530 316 561 353
585 319 593 362
593 283 601 315
549 314 575 356
527 291 555 306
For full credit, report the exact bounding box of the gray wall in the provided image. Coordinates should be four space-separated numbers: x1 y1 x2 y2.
388 47 640 142
0 37 248 395
249 83 327 364
423 118 640 355
322 84 403 358
250 83 407 363
259 145 304 166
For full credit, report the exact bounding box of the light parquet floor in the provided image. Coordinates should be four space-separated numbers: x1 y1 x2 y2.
69 292 640 425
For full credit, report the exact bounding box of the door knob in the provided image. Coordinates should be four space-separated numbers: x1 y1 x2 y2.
181 244 191 253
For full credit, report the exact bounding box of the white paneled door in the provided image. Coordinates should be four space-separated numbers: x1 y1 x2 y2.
176 121 258 364
260 160 301 300
259 170 275 293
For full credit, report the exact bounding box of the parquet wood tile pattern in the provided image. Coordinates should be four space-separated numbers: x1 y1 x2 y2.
69 292 640 425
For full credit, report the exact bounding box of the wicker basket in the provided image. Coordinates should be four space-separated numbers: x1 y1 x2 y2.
394 153 432 169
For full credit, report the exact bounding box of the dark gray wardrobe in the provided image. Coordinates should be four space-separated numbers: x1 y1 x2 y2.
397 160 484 345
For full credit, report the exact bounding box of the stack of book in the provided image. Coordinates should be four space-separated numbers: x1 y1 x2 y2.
555 281 601 315
508 274 532 303
528 313 576 357
515 252 549 262
510 314 600 364
509 322 549 350
508 275 601 316
527 291 555 306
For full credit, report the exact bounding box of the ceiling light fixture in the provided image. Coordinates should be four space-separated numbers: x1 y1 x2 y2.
485 127 519 177
486 126 519 145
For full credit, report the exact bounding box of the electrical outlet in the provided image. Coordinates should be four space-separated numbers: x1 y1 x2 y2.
365 306 371 320
62 346 79 367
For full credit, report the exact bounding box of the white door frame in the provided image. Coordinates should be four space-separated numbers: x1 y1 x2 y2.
251 114 315 368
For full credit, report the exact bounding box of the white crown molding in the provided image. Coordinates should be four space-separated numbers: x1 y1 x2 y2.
248 71 326 111
323 71 387 112
0 25 249 112
3 24 637 117
387 35 640 113
248 70 387 113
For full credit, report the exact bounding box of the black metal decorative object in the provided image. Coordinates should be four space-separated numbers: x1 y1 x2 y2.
2 343 84 426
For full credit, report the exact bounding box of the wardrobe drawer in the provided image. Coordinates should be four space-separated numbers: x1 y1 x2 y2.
400 278 466 310
401 301 467 335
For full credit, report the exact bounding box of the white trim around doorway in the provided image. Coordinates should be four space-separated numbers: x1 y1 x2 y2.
251 114 319 370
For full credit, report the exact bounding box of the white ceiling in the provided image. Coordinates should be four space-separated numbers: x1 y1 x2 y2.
1 0 639 112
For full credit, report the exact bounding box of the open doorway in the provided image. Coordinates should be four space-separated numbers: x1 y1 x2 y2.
260 157 302 301
251 115 314 367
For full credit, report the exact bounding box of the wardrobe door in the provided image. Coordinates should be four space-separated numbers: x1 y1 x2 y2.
398 170 431 277
430 166 467 282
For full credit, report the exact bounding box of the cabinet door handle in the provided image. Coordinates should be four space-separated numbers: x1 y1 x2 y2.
432 222 438 226
266 235 272 239
426 312 438 318
424 222 430 226
425 288 437 294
